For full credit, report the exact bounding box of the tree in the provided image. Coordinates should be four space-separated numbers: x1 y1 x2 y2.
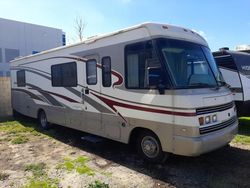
74 16 86 42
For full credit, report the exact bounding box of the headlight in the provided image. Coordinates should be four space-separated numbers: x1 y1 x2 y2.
212 114 217 122
205 116 211 124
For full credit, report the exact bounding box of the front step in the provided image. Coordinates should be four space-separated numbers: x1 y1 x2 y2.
81 135 104 143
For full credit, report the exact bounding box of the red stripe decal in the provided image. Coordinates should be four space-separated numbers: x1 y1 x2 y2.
92 93 196 117
111 70 123 87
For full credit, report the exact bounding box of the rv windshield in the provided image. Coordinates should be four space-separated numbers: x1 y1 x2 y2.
157 39 224 88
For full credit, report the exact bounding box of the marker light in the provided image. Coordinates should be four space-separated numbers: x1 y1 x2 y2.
205 116 211 124
212 114 217 122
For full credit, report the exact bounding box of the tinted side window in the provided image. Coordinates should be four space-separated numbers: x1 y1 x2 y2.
51 62 77 87
125 41 162 89
61 63 77 86
214 55 237 71
86 59 97 85
102 56 111 87
17 70 26 87
51 65 61 86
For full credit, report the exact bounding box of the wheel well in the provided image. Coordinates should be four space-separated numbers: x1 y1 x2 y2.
129 127 158 145
37 108 44 118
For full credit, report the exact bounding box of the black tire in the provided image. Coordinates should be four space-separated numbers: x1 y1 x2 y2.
136 130 167 163
38 110 50 130
13 109 21 118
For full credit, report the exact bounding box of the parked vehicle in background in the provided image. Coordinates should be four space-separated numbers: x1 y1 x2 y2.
213 49 250 102
213 49 250 115
11 23 238 162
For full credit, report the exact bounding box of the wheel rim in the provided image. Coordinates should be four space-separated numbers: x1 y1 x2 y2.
40 112 47 128
141 136 160 158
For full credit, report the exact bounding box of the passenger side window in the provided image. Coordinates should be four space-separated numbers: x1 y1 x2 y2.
102 56 111 87
51 62 77 87
125 40 163 89
86 59 97 85
17 70 26 87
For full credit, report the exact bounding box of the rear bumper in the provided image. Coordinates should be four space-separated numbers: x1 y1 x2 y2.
172 120 238 156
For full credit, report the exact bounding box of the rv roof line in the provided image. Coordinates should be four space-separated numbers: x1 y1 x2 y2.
11 22 206 62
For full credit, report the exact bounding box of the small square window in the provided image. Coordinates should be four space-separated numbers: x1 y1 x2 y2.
51 62 77 87
86 59 97 85
5 48 20 62
17 70 26 87
6 71 10 77
102 56 111 87
0 48 2 63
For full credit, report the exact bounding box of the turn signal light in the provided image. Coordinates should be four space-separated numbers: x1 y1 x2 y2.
199 117 204 126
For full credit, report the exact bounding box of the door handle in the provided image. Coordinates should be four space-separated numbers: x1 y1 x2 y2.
81 88 85 103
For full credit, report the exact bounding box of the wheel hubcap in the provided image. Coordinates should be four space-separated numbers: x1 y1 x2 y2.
141 136 159 158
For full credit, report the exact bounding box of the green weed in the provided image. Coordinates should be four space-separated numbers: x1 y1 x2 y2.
57 156 94 176
11 135 29 144
0 121 35 134
88 180 109 188
23 177 59 188
23 163 59 188
0 172 9 181
232 117 250 145
25 163 46 177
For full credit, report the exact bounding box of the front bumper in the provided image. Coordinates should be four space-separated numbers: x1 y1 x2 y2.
172 120 238 156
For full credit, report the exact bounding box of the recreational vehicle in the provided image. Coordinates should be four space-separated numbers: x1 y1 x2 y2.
213 50 250 110
11 23 238 162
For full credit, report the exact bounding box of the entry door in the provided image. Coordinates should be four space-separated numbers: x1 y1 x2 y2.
82 55 102 135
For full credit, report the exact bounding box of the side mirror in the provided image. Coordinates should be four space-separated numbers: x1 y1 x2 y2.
148 67 161 87
158 83 165 95
147 67 165 95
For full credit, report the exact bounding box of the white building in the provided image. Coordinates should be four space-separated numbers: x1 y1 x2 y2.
0 18 65 77
235 44 250 51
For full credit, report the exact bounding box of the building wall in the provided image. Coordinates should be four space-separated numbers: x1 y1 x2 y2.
0 17 65 77
0 77 12 118
235 44 250 51
0 18 65 119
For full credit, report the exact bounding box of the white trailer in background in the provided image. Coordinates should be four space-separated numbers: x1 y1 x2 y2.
213 50 250 102
11 23 238 162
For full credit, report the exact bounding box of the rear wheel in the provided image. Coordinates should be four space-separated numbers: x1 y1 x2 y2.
13 109 21 118
136 130 167 163
38 110 49 129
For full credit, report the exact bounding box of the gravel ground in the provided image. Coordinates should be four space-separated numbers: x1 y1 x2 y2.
1 117 250 188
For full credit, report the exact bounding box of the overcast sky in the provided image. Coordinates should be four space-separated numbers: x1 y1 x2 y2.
0 0 249 51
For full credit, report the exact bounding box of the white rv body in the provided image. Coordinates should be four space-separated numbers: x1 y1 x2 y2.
213 50 250 102
11 23 237 158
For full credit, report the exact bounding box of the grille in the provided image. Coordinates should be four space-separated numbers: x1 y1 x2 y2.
196 102 234 115
199 116 237 135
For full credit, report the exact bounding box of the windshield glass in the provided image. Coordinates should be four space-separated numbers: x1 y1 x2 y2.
201 46 225 86
157 38 223 88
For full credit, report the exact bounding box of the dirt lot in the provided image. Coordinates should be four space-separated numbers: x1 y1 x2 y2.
1 117 250 188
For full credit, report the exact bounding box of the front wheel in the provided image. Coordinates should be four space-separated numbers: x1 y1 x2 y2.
136 130 167 163
38 110 50 129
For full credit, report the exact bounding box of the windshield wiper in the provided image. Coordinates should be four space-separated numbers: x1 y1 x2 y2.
217 81 231 88
188 83 216 88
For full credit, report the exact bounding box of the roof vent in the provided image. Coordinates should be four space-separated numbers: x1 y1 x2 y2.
219 47 229 51
162 25 168 29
